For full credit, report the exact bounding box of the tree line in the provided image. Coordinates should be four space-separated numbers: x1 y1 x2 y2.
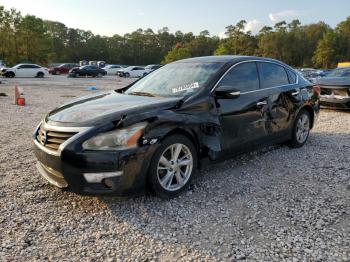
0 5 349 68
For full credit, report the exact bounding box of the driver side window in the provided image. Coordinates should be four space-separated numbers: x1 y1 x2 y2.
219 62 259 92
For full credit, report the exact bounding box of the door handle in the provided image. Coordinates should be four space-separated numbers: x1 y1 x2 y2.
256 101 267 106
291 89 300 96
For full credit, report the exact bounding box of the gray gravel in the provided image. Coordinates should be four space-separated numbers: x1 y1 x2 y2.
0 75 349 261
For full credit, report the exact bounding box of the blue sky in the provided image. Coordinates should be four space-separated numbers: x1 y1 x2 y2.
1 0 349 36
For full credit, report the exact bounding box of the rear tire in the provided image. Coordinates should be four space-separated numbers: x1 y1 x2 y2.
37 72 44 78
148 135 198 199
288 109 311 148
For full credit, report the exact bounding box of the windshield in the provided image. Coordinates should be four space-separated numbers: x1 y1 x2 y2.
327 68 350 77
125 62 223 97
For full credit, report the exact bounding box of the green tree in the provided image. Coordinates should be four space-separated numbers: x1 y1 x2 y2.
312 30 338 68
162 45 191 64
335 16 350 61
214 20 257 56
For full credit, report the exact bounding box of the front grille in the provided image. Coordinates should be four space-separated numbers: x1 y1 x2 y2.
36 125 77 151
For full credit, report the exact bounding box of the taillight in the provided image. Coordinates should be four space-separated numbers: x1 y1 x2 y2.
313 85 321 95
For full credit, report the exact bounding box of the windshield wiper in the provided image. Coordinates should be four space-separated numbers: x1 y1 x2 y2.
128 91 156 97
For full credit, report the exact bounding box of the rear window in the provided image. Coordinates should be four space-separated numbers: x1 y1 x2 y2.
258 62 289 88
287 69 297 84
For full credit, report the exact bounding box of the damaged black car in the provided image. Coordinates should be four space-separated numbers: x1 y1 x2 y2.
33 56 320 198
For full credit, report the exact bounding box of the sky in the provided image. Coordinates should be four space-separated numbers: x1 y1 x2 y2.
1 0 349 37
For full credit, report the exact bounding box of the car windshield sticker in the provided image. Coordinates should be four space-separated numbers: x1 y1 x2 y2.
172 82 199 93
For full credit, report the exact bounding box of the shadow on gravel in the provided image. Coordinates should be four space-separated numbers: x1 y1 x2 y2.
97 130 350 258
97 145 287 256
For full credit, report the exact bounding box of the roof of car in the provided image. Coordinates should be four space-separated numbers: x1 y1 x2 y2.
174 55 285 64
15 63 40 67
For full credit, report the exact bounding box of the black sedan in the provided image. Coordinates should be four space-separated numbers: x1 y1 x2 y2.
316 67 350 109
33 56 320 198
68 65 106 78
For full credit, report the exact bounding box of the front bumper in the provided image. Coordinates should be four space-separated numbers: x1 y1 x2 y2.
320 95 350 109
33 124 157 195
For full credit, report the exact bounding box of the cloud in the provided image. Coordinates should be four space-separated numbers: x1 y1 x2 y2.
268 10 300 23
137 11 145 16
244 19 264 34
218 31 228 39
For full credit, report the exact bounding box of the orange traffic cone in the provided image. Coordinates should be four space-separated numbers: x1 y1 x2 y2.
13 86 20 105
14 86 26 106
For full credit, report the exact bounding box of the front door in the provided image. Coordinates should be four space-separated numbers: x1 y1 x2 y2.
214 62 269 153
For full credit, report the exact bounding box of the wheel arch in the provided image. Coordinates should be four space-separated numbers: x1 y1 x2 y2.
161 127 200 155
5 71 15 77
298 105 315 129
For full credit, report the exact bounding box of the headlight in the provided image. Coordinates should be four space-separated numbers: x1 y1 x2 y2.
82 122 147 151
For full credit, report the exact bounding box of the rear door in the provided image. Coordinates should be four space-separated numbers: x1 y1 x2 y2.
30 65 41 76
215 61 269 153
257 62 296 138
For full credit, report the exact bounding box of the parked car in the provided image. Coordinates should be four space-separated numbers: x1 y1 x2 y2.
299 68 325 83
316 66 350 109
33 56 320 198
2 64 48 78
49 63 79 75
103 64 124 75
68 65 106 78
145 64 163 74
116 66 147 78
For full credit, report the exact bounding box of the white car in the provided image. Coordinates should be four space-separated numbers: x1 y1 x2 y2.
3 64 48 78
103 64 123 75
116 66 147 78
144 64 163 73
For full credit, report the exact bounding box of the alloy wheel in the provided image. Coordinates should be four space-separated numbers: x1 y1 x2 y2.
296 114 310 143
157 143 193 191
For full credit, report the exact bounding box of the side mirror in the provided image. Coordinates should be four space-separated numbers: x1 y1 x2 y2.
215 85 240 99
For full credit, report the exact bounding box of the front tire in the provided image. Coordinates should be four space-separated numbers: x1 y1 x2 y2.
5 72 15 78
148 135 197 199
289 109 311 148
125 72 130 78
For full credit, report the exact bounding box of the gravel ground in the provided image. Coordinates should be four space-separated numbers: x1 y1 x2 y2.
0 75 349 261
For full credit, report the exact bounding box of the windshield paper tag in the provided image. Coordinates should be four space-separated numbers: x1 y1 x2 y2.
172 82 199 93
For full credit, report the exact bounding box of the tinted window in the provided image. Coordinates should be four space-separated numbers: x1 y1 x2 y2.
287 69 297 84
19 65 39 69
258 62 289 88
218 62 259 92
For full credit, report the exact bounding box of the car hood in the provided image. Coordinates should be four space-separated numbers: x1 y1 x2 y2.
46 91 181 126
316 77 350 86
